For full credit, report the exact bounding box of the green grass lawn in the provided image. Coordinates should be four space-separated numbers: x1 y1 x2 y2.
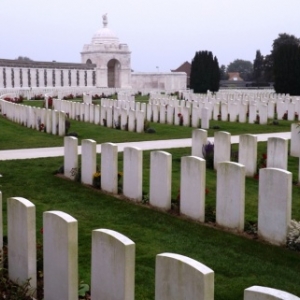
0 155 300 299
1 113 300 299
0 113 293 150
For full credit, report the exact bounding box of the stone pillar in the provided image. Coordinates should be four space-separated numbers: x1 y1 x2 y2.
101 143 118 194
238 134 257 177
258 168 292 245
7 197 36 294
216 162 245 231
123 147 143 202
155 253 214 300
81 139 97 185
96 67 108 87
180 156 206 222
91 229 135 300
43 211 78 300
150 151 172 210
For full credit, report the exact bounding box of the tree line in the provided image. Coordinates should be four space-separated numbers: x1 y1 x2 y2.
190 33 300 95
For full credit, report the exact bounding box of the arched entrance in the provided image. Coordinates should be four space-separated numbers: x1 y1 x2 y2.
107 59 121 88
86 59 92 65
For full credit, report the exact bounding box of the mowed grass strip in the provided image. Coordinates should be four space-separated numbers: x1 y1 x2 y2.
0 110 294 150
1 149 300 299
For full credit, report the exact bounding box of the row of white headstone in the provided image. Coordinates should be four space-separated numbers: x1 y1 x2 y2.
0 99 66 135
2 193 299 300
64 125 299 246
52 98 146 132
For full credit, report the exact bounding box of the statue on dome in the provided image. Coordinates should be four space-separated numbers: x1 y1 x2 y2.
102 13 108 27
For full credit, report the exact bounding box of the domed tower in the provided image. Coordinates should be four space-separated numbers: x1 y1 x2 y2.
81 14 131 88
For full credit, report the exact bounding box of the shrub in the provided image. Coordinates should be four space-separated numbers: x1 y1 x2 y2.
202 142 214 169
287 220 300 251
146 128 156 134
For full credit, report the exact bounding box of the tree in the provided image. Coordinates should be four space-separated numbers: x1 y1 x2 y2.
272 33 300 54
253 50 264 83
263 33 300 82
190 51 220 93
16 56 33 61
226 59 253 81
219 64 229 80
273 43 300 95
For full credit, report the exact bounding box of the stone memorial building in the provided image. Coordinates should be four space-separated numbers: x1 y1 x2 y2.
0 14 186 91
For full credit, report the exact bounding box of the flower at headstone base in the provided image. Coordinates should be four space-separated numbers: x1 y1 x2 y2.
92 172 101 189
39 123 45 132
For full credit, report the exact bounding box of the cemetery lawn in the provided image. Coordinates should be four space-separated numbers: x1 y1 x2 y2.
1 149 300 299
0 114 294 150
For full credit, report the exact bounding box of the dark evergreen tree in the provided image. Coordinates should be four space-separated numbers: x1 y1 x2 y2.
272 33 300 54
190 50 220 93
273 43 300 95
253 50 264 83
263 33 300 82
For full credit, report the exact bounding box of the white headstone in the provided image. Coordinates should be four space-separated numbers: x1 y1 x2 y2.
123 147 143 201
244 285 300 300
238 134 257 177
64 136 78 180
150 151 172 210
258 168 292 245
267 137 288 170
101 143 118 193
155 253 214 300
91 229 135 300
81 139 97 185
216 162 245 231
7 197 36 294
191 129 207 158
214 131 231 169
43 211 78 300
201 107 209 129
180 156 206 222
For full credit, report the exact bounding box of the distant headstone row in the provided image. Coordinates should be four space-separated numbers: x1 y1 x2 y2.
0 99 66 135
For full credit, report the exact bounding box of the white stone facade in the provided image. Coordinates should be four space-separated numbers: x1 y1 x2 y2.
0 14 187 91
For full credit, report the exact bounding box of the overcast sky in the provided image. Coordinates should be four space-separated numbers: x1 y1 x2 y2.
1 0 299 72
